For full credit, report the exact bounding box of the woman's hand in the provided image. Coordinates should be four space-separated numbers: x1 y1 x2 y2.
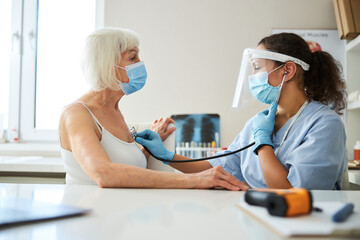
150 117 176 141
192 166 249 191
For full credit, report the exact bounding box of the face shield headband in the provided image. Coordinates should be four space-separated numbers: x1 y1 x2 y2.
231 48 310 110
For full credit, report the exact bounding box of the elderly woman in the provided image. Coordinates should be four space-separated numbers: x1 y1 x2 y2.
59 28 248 191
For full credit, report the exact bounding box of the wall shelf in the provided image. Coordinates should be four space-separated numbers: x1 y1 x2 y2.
345 35 360 160
346 35 360 52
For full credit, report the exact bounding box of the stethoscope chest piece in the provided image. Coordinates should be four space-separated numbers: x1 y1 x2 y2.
129 127 138 139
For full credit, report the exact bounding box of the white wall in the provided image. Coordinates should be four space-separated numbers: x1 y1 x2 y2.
104 0 337 147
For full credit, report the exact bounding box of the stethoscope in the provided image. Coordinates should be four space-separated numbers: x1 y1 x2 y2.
130 100 308 163
132 128 255 163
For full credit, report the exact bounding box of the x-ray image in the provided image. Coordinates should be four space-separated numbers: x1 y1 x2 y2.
170 114 220 147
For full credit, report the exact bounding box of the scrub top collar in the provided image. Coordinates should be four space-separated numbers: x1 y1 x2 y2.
274 99 309 156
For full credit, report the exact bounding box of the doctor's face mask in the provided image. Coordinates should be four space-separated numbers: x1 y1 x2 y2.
117 61 147 95
231 48 310 110
248 64 285 104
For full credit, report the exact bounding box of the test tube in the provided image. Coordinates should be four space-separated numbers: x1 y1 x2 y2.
198 142 202 158
215 132 219 148
191 141 195 158
185 142 190 158
212 141 216 156
207 142 211 157
181 142 185 156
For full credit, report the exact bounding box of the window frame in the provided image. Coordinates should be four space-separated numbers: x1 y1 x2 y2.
8 0 104 142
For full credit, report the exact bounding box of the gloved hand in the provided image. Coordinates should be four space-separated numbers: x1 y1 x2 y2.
252 102 278 154
135 129 175 164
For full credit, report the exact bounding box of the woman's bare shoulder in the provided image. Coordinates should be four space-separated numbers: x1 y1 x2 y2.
62 101 84 112
60 102 92 128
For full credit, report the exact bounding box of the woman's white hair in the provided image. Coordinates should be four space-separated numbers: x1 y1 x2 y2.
81 28 140 91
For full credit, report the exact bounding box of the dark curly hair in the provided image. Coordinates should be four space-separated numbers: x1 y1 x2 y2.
258 32 346 114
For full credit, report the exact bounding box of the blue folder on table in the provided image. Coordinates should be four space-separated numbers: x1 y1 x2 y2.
0 197 90 227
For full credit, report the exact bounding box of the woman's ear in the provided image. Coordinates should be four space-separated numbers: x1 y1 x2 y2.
284 62 297 82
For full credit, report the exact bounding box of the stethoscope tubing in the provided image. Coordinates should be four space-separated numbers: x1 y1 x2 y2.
143 142 255 163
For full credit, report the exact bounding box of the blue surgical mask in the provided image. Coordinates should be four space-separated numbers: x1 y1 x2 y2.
248 65 285 104
117 61 147 95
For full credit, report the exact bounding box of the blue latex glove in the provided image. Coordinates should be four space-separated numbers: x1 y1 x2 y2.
135 129 175 164
252 102 278 154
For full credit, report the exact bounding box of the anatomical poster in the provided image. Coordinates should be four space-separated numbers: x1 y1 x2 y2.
271 29 345 70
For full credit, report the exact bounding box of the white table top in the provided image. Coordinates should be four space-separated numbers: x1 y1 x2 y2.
0 183 359 240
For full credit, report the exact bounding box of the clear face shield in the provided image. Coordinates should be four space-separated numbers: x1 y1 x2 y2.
231 48 310 110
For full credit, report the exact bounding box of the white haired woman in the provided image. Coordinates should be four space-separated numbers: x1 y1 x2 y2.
59 28 248 190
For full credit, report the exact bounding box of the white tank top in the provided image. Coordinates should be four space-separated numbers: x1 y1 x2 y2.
60 103 147 185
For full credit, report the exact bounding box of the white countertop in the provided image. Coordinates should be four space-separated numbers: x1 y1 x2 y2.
0 183 359 240
0 156 65 173
0 142 60 157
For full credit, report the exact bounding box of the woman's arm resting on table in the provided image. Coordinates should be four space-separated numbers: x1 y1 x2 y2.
92 163 248 190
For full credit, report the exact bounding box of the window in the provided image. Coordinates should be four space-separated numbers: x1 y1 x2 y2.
0 0 12 135
6 0 103 142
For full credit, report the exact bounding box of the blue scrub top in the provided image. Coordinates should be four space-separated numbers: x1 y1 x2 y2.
208 101 347 190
